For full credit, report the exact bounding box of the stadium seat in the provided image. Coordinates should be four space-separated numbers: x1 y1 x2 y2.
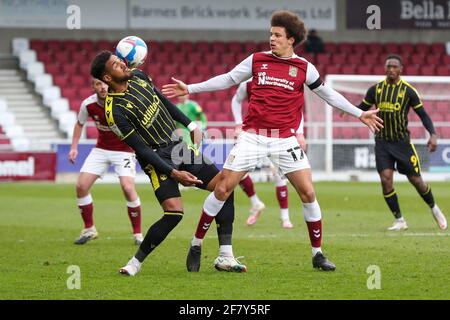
196 65 211 76
410 53 425 65
71 51 87 64
221 52 236 65
19 49 37 69
72 75 86 87
79 87 93 98
37 51 52 64
353 43 369 54
408 127 423 139
62 40 79 51
436 66 450 76
257 41 270 52
372 65 385 75
347 53 363 64
236 52 248 63
244 42 258 54
367 43 383 54
430 43 446 54
62 63 78 74
439 127 450 138
426 54 441 65
420 65 435 76
79 63 91 77
415 42 430 54
228 41 242 53
362 53 379 65
323 43 336 53
215 113 231 122
204 101 222 113
211 41 226 53
404 65 419 75
195 41 210 52
97 40 113 51
178 64 195 77
187 52 202 64
356 65 373 75
42 86 61 107
170 52 186 64
331 53 346 65
325 65 341 74
145 62 163 76
34 74 53 94
70 99 83 112
30 39 45 52
47 40 62 51
162 64 179 76
315 53 330 65
399 43 415 55
212 64 228 75
384 42 399 54
341 65 356 74
79 40 95 52
50 98 70 118
204 52 219 65
53 75 68 88
26 62 45 82
178 41 194 53
61 88 78 101
162 41 177 52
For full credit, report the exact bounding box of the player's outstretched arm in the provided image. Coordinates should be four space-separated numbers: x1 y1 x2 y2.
359 109 384 133
162 77 189 98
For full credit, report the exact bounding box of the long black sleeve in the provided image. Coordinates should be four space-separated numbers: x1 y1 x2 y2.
123 131 174 175
155 88 192 127
414 107 436 135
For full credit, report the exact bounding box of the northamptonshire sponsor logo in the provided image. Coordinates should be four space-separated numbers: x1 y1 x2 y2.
0 157 35 177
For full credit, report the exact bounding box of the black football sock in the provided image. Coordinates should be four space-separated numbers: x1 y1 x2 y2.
215 192 234 246
383 190 402 219
420 185 435 208
135 212 183 262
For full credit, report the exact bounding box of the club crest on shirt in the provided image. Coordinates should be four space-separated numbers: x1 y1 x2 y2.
261 63 268 70
136 78 148 88
289 66 298 77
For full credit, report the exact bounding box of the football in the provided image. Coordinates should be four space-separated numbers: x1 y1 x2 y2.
115 36 148 68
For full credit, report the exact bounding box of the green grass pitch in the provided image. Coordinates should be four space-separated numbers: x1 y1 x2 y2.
0 181 449 299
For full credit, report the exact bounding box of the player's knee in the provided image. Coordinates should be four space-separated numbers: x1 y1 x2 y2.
121 182 136 197
75 181 89 196
300 190 316 203
215 184 232 200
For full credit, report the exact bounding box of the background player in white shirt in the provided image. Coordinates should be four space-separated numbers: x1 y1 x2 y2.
163 10 382 271
232 79 308 229
68 78 143 245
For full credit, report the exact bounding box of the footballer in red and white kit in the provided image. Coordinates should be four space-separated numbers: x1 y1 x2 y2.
68 79 143 246
163 10 383 272
231 79 306 229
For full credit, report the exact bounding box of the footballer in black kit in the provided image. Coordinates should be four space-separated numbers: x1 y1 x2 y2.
358 54 447 231
90 50 237 275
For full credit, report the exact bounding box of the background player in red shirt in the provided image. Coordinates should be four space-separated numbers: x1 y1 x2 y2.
68 78 143 245
163 10 383 271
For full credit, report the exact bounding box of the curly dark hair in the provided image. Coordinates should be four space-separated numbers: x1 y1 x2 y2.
271 10 307 47
90 50 112 81
385 54 403 66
